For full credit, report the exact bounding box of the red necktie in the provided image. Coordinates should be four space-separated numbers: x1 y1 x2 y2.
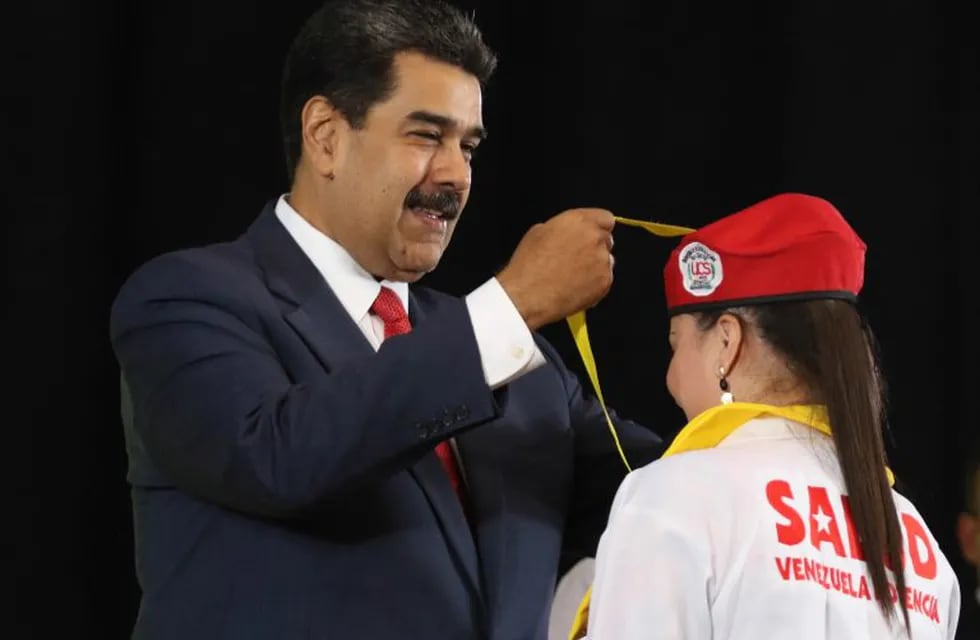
370 287 467 506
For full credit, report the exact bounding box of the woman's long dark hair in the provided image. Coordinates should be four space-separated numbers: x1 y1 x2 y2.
697 298 909 629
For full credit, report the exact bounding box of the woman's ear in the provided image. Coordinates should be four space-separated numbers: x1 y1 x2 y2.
715 313 743 374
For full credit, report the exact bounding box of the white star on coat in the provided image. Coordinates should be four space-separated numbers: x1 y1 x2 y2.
812 506 833 533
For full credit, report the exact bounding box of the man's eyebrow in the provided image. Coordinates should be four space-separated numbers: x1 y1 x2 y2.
405 110 487 141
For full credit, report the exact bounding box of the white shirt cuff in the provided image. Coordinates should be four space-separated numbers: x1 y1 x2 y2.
465 277 546 389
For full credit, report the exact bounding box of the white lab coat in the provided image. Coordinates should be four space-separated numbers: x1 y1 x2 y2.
586 417 961 639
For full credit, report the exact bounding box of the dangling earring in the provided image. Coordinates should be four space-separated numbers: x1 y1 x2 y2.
719 366 733 404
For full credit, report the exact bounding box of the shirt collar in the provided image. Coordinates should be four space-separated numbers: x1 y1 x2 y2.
274 194 410 323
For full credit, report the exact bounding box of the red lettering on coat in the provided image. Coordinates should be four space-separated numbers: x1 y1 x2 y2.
767 480 805 545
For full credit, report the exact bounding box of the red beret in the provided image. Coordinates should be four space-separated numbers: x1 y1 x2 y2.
663 193 866 315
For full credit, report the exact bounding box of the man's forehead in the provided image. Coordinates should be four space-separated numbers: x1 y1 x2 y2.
386 53 483 113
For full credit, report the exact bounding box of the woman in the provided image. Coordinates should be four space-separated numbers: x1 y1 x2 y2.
579 193 961 639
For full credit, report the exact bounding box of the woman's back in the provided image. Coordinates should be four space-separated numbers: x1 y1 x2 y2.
586 417 961 639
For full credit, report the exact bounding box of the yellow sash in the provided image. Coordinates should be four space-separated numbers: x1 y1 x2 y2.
565 401 896 639
562 214 691 640
566 216 693 471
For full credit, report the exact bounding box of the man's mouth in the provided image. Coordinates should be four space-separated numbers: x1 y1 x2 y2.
408 207 456 221
404 188 461 223
407 207 454 231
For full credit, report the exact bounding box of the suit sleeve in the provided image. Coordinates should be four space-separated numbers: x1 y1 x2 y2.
533 336 665 569
110 251 501 518
585 500 713 639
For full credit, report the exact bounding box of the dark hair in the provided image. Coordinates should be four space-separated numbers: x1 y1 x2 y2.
967 439 980 515
279 0 498 180
696 299 909 628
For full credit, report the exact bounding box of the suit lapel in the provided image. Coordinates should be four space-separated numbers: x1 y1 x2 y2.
456 424 508 616
406 292 484 602
408 453 483 599
247 204 374 369
283 296 374 371
248 213 485 600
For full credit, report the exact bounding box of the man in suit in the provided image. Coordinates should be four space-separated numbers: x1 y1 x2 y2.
956 441 980 638
110 0 663 638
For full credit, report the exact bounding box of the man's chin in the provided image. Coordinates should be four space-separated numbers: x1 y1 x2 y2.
391 269 429 283
389 254 442 282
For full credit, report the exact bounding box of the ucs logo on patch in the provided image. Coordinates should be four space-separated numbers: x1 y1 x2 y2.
679 242 723 297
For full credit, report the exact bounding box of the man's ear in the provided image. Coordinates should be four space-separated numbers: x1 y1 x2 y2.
299 96 343 179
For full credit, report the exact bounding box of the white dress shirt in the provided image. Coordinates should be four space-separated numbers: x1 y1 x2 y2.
274 195 546 388
586 417 961 640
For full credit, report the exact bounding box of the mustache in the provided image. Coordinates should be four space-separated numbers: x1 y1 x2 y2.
404 188 461 220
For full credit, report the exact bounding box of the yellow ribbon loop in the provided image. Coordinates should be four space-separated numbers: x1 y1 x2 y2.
565 216 694 473
612 216 695 237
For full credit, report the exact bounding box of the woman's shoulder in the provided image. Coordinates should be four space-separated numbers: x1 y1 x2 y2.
609 449 738 518
609 439 829 522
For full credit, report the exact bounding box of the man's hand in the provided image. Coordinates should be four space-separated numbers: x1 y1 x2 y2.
497 208 616 331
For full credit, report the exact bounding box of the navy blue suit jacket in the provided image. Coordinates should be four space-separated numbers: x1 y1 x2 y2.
110 201 663 639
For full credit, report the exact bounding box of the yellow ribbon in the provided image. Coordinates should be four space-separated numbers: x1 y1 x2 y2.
562 216 692 640
565 216 693 472
566 401 896 639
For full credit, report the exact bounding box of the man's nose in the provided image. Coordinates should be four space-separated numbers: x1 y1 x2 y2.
428 143 471 192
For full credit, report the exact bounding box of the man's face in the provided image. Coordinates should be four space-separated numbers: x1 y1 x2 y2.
958 470 980 567
324 51 485 282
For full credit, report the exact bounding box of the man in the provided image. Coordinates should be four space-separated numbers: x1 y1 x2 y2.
956 441 980 638
109 1 662 638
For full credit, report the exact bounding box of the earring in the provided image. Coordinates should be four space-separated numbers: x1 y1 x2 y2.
719 366 733 404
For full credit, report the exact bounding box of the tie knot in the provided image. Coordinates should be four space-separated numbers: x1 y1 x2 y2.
371 286 411 337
